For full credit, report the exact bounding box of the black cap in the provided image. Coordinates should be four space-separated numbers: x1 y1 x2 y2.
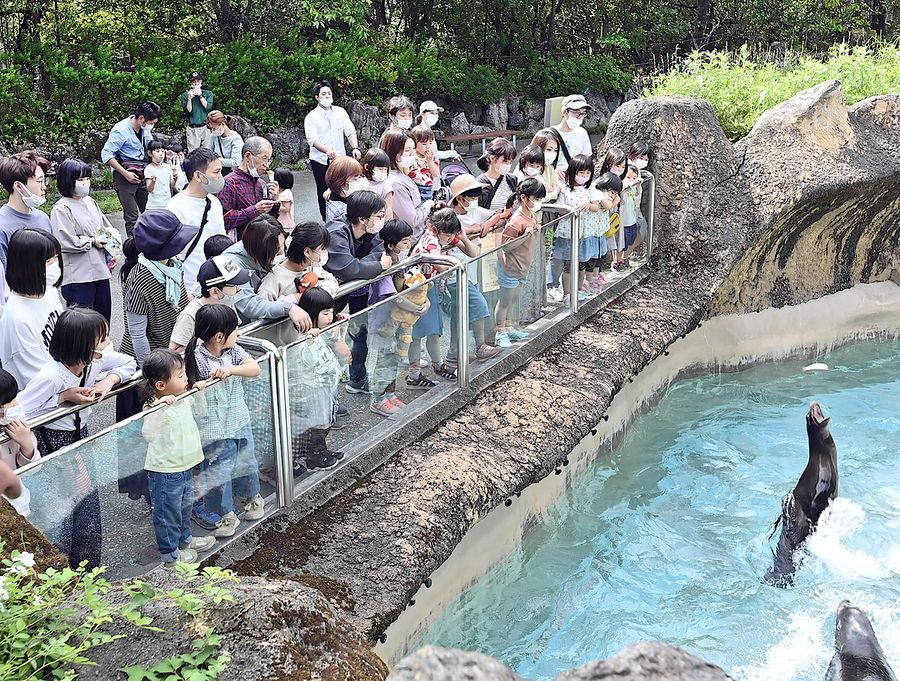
197 255 252 289
134 210 200 261
189 71 203 82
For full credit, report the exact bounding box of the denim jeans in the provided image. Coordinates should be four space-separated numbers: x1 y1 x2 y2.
200 424 259 516
147 470 193 562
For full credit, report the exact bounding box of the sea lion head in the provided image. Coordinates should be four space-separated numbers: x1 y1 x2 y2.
834 601 888 661
806 401 833 445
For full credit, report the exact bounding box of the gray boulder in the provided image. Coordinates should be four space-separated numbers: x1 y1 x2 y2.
78 129 109 163
450 112 471 136
269 126 307 165
228 115 258 141
524 99 546 133
486 97 510 131
605 93 624 113
555 642 732 680
349 99 389 150
584 89 612 129
388 646 528 680
507 95 528 129
150 130 181 151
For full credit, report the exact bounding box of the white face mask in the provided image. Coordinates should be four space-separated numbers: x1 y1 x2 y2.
319 96 333 108
19 185 46 209
544 150 557 165
397 155 415 170
464 199 478 215
424 113 439 127
92 342 114 363
365 217 385 234
248 165 260 178
372 170 388 183
498 161 513 175
566 114 583 129
142 123 155 133
574 173 591 186
524 166 542 178
397 118 413 130
611 165 625 175
347 177 369 193
219 294 237 306
530 200 543 213
632 158 649 169
211 127 224 137
200 173 225 194
74 182 91 197
0 404 26 427
46 262 61 287
316 251 329 268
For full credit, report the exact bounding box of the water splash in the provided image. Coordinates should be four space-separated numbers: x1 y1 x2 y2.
732 611 828 681
806 498 891 581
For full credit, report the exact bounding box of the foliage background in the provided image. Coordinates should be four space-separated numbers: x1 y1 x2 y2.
0 0 898 146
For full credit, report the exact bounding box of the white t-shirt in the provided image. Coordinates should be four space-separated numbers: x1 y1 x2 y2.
554 126 593 172
166 192 226 296
145 163 174 209
257 262 339 301
0 290 63 389
303 105 356 165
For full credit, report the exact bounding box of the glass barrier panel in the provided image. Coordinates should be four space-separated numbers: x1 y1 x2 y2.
17 354 279 580
282 269 458 489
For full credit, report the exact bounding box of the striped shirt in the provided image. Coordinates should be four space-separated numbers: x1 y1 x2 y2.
120 264 188 357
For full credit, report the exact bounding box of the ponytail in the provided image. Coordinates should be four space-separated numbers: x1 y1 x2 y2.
185 303 240 386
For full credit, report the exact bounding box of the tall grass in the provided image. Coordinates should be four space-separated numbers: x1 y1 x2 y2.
648 43 900 139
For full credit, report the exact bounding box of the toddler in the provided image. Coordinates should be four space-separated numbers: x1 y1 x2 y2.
409 125 439 202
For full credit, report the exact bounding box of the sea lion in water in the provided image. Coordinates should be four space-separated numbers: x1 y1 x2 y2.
825 601 897 681
765 401 838 587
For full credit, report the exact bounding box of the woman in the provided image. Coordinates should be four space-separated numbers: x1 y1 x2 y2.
475 138 519 211
324 156 366 223
324 190 392 395
385 95 416 133
416 99 459 162
0 229 64 389
50 159 119 321
530 129 563 202
361 148 394 220
380 129 432 240
117 209 197 503
205 110 244 175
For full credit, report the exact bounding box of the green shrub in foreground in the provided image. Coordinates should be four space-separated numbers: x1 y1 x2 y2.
648 43 900 139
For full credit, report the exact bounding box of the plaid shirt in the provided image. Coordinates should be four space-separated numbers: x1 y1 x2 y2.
218 167 278 236
193 342 252 442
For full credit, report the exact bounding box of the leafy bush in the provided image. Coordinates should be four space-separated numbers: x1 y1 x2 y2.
513 55 633 100
648 42 900 139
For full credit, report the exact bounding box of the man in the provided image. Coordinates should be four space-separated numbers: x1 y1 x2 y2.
303 80 361 220
166 148 226 296
101 101 161 236
217 136 280 240
0 150 51 268
181 72 214 152
553 94 594 175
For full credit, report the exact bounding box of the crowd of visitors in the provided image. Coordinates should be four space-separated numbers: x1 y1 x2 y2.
0 77 652 569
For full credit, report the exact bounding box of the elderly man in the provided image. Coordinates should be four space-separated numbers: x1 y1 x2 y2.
181 71 214 151
553 94 594 174
217 136 281 240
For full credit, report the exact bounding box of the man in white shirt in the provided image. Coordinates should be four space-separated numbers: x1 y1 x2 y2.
553 94 594 174
166 148 226 296
303 80 361 220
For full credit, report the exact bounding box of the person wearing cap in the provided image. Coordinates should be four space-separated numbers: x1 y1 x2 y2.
166 148 227 296
181 72 214 152
304 80 361 220
169 255 249 353
417 100 459 161
553 94 594 174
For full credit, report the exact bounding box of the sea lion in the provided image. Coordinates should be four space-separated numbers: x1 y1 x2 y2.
765 401 839 587
825 601 897 681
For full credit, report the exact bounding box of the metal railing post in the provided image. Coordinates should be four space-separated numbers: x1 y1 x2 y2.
274 346 294 506
569 208 581 314
644 170 656 261
455 265 470 388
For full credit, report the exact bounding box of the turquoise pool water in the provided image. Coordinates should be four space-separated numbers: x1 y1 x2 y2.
418 340 900 679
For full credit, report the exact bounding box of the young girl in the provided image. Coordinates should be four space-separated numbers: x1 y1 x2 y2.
185 304 263 538
168 143 189 192
258 222 339 301
406 207 459 386
0 369 40 472
623 141 652 261
410 124 439 202
291 287 347 472
362 148 395 220
513 144 546 185
16 307 136 568
495 177 546 348
595 172 623 279
556 155 605 302
274 168 295 234
145 142 175 209
141 349 215 565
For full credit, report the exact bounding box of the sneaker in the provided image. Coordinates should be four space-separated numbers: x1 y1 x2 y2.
345 380 371 394
370 398 399 417
597 275 608 285
577 290 590 300
546 287 564 303
213 512 240 538
330 417 347 430
389 396 406 409
405 374 437 390
495 333 512 348
475 344 502 361
329 450 346 461
307 453 339 471
165 548 198 566
184 536 216 552
243 494 265 521
335 402 349 418
562 294 570 307
507 328 531 342
292 460 307 477
192 504 221 531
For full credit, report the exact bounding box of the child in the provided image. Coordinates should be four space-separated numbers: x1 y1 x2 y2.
557 154 605 303
513 144 546 185
141 349 215 565
170 255 251 353
367 219 423 416
596 171 624 274
362 148 394 219
257 222 339 301
274 168 295 234
0 369 40 471
145 141 175 209
291 287 347 472
185 304 263 538
168 143 188 192
623 141 652 261
203 234 234 260
407 207 460 387
495 177 546 347
410 124 439 202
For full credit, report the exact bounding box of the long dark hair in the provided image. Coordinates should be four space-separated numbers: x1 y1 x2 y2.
185 304 239 385
242 215 283 273
296 286 334 330
120 237 140 284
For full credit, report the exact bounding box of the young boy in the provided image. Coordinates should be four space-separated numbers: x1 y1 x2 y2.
409 125 440 202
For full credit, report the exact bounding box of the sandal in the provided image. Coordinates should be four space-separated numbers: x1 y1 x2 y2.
432 362 457 380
